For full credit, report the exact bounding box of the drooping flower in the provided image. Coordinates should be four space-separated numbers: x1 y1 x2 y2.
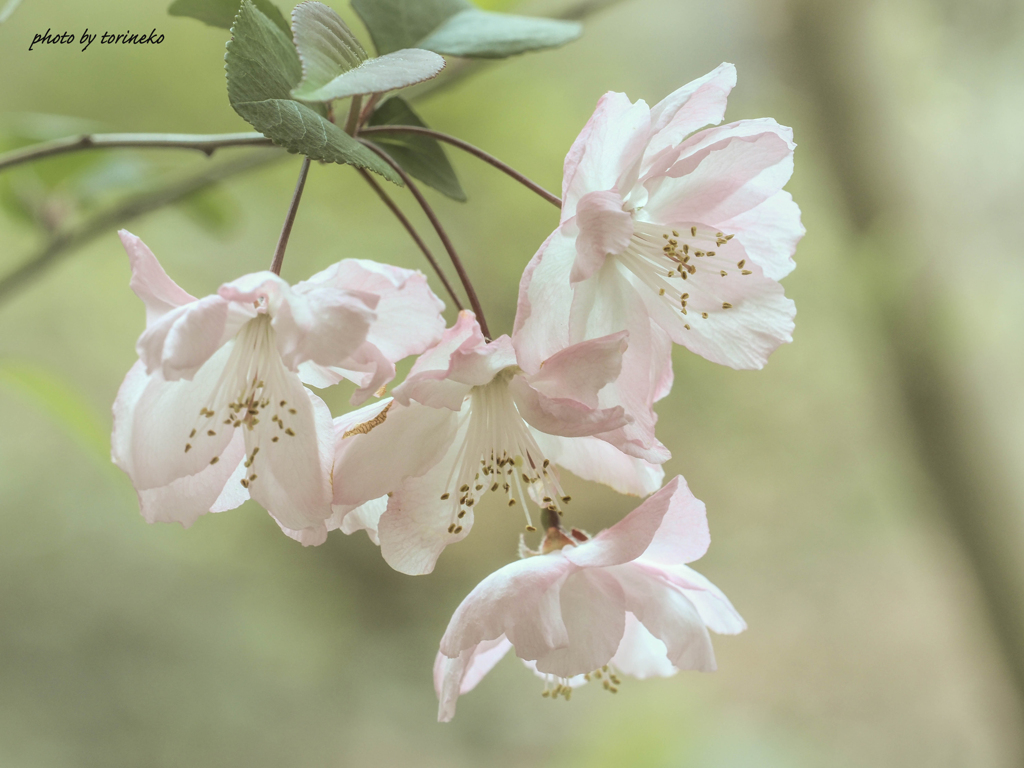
433 475 745 721
516 62 801 388
330 311 666 574
111 230 444 535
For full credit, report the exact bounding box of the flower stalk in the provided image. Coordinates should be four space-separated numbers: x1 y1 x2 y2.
360 124 562 208
270 156 311 276
356 168 464 312
358 138 491 339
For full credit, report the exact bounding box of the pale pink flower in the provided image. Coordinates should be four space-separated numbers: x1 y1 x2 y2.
516 63 801 427
111 230 444 534
432 475 745 722
329 311 665 573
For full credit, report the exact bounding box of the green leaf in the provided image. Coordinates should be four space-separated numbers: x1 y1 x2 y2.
169 0 289 34
292 1 368 93
291 2 446 102
351 0 581 59
226 0 400 182
0 359 110 465
419 9 581 58
366 97 465 201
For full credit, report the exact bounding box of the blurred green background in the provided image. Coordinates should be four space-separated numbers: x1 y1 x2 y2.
1 0 1023 765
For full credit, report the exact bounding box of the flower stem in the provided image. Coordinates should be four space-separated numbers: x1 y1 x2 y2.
344 95 363 136
0 132 273 174
360 124 562 208
270 156 311 276
357 139 491 338
356 168 464 312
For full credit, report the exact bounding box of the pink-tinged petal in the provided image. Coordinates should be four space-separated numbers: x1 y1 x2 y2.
128 344 238 490
273 284 376 371
392 312 485 409
119 230 195 325
562 92 652 218
611 563 716 672
245 381 334 531
210 454 250 513
298 341 396 405
439 553 572 661
333 400 458 506
446 335 518 387
509 375 628 438
276 496 389 549
276 520 328 547
339 496 388 545
525 332 628 408
610 612 678 679
513 229 575 374
113 360 247 525
136 295 252 381
530 431 664 497
377 439 475 575
718 190 803 281
135 438 246 526
393 374 472 411
635 475 711 565
644 63 737 162
565 477 685 568
651 323 674 402
407 310 484 378
571 190 634 283
434 636 513 723
643 125 795 225
568 262 670 462
303 260 446 362
216 270 289 305
653 563 746 635
635 241 795 370
533 568 626 678
672 117 794 169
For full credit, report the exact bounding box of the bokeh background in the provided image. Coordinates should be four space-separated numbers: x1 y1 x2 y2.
1 0 1023 765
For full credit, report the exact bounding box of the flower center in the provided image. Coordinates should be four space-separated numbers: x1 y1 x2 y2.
616 221 750 329
183 314 300 487
438 373 570 535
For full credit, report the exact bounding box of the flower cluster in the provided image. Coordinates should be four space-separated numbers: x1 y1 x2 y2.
112 63 801 720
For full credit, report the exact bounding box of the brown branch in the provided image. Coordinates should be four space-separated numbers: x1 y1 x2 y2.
0 132 273 174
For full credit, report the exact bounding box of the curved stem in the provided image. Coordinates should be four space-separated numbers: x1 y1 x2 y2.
0 132 273 174
344 95 363 136
270 157 311 276
357 139 491 339
0 151 283 305
356 168 464 312
360 124 562 208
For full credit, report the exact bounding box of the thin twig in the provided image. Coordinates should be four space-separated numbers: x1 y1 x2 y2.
0 132 273 174
356 168 464 311
357 139 490 339
360 125 561 208
0 151 284 304
270 157 312 275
